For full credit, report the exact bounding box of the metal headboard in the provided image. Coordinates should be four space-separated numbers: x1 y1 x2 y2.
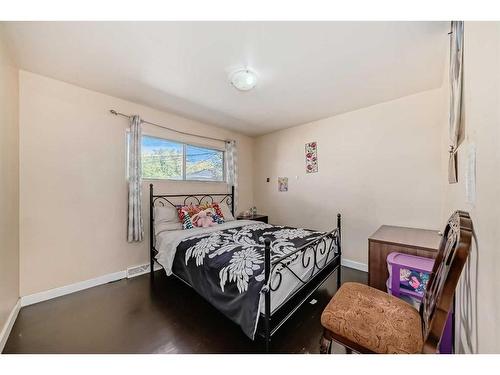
149 184 234 216
148 184 235 280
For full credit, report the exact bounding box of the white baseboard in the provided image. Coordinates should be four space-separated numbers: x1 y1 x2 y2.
18 258 366 308
0 299 21 353
341 258 368 272
20 270 127 307
20 260 165 308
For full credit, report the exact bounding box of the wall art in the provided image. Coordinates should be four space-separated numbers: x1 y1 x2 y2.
278 177 288 192
305 141 318 173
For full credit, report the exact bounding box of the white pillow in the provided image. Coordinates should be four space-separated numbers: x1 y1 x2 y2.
220 202 235 221
154 206 182 235
155 221 182 234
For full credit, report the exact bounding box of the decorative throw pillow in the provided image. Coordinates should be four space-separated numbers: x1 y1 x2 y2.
176 202 226 229
182 213 194 229
176 204 201 222
176 204 201 230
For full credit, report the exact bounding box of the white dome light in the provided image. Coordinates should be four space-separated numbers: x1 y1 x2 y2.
230 68 258 91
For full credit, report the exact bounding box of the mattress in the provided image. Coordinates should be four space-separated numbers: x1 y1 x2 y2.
154 220 337 315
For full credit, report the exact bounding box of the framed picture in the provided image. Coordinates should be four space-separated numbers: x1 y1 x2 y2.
305 141 318 173
278 177 288 192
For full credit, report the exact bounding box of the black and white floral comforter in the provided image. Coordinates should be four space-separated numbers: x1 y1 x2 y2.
170 222 327 339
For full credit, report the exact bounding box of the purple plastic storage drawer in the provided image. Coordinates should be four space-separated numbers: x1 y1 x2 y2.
386 252 434 301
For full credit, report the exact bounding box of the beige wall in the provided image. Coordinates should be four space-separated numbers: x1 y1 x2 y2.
14 23 500 354
254 88 445 266
441 22 500 353
0 26 19 330
19 71 254 296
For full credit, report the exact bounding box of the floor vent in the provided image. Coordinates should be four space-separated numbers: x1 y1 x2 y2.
126 263 161 278
127 264 149 278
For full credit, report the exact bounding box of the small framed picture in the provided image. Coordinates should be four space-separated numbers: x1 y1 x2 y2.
305 141 318 173
278 177 288 192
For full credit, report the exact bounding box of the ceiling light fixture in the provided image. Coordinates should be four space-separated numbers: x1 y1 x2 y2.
229 68 258 91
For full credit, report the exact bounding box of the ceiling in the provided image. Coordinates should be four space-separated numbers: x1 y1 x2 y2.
4 21 449 136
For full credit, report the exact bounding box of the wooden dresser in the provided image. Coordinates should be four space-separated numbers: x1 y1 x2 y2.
368 225 442 291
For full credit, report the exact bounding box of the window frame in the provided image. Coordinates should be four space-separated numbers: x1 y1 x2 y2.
129 131 226 183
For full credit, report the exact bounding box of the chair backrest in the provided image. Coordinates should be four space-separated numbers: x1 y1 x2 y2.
420 210 473 353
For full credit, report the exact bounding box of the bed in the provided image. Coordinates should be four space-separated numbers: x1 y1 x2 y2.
149 184 342 351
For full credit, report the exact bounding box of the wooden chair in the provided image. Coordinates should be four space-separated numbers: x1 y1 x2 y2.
320 211 473 354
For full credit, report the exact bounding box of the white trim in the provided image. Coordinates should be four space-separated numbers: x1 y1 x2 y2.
0 299 21 353
20 270 126 307
341 258 368 272
16 258 366 310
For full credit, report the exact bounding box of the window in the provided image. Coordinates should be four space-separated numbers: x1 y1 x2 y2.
139 135 225 182
185 144 224 181
142 136 183 180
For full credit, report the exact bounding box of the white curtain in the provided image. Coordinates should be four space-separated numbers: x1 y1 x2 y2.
448 21 464 184
225 140 238 214
128 115 143 242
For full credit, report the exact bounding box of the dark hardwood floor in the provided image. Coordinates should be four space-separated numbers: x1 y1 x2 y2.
3 267 367 354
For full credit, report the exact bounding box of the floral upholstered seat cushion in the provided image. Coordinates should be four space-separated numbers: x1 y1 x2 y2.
321 282 423 354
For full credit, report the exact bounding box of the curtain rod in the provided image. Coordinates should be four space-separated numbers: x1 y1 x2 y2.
109 109 231 144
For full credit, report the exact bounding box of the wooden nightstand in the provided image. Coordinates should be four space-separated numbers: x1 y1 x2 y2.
236 214 268 224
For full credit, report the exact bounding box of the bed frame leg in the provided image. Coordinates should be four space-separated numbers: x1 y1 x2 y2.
265 328 270 353
264 238 271 353
150 258 154 282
